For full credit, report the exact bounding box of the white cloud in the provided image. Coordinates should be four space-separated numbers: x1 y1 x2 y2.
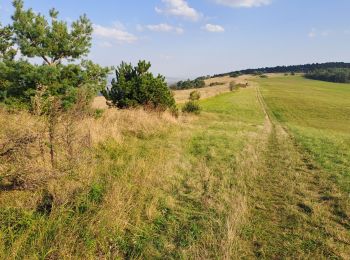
214 0 272 8
143 23 184 34
93 23 137 44
155 0 201 21
203 23 225 32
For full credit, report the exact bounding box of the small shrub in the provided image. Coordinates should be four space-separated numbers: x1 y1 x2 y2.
170 106 179 118
93 109 104 119
189 91 201 101
229 82 236 91
260 74 268 78
182 101 201 114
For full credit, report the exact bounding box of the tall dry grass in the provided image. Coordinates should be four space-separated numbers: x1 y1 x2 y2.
0 106 177 207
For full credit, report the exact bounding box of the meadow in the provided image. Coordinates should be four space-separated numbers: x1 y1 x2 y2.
1 75 350 259
258 76 350 193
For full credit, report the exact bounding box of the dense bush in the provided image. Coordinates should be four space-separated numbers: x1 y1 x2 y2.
102 60 176 110
182 91 201 114
189 90 201 101
182 101 201 114
305 68 350 83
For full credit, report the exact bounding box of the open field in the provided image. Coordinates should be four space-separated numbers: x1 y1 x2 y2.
1 75 350 258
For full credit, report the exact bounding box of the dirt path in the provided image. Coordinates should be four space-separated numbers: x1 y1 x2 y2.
233 82 350 259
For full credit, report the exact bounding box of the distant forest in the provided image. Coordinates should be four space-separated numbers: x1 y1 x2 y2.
305 68 350 83
212 62 350 78
171 62 350 90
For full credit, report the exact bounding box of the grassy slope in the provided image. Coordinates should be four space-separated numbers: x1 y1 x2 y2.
247 76 350 259
0 87 265 258
1 76 350 259
258 76 350 193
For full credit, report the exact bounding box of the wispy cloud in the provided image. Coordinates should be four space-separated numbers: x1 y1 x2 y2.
308 28 331 38
139 23 184 34
155 0 201 21
308 28 317 38
93 23 137 44
203 23 225 33
213 0 272 8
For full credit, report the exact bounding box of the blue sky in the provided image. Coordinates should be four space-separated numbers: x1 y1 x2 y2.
1 0 350 78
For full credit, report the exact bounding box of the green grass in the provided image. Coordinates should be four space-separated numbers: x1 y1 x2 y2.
258 76 350 193
0 87 266 259
1 76 350 258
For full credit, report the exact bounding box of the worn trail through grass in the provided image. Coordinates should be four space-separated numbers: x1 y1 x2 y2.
240 79 350 259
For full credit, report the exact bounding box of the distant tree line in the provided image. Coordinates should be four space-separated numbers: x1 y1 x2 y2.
170 78 206 90
305 68 350 83
211 62 350 78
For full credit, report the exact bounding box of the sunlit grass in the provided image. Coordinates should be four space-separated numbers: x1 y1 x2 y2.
258 76 350 193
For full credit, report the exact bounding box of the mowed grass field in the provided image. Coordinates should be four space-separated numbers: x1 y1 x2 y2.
1 75 350 258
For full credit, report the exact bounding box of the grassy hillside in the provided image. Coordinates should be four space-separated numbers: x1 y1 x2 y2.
0 85 266 258
1 75 350 258
258 76 350 192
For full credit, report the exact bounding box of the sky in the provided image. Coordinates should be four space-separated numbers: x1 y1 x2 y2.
1 0 350 79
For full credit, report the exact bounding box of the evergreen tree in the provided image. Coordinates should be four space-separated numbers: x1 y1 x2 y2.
103 60 176 110
0 0 109 109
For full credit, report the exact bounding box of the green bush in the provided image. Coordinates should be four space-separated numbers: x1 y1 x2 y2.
189 90 201 101
93 109 104 119
103 60 175 110
182 101 201 114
